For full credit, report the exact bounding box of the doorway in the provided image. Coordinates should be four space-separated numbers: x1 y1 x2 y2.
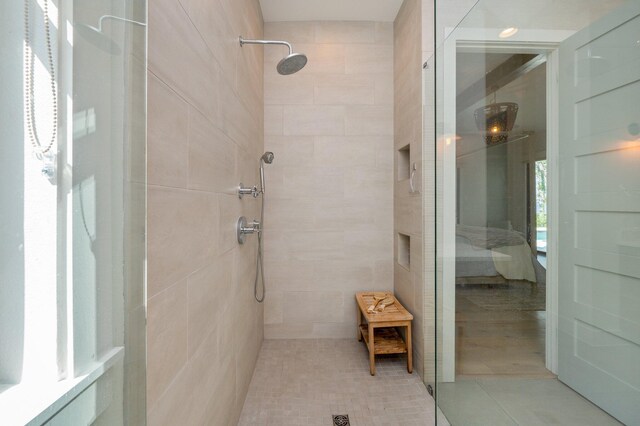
534 159 547 266
454 54 549 378
434 2 640 425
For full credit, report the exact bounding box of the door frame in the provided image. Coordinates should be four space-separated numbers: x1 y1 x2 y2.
439 27 573 381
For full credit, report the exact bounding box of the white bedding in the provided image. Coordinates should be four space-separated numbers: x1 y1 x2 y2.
455 235 500 277
456 225 540 283
492 243 537 282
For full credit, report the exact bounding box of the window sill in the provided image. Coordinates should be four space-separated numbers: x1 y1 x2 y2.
0 347 123 426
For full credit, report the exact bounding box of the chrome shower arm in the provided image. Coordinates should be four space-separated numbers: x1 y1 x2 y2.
239 37 293 55
97 15 147 32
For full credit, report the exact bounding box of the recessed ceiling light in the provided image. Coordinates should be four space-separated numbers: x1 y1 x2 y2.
499 27 519 38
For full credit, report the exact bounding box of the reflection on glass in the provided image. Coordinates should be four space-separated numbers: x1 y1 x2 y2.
434 1 640 425
0 0 146 423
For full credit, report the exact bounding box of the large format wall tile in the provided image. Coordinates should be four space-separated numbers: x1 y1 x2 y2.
147 0 264 424
147 74 189 188
146 280 188 409
393 0 433 383
315 21 376 44
147 186 219 298
346 45 394 74
187 107 238 193
187 251 234 356
263 21 394 340
283 105 345 136
148 0 220 123
314 74 376 105
345 105 394 136
265 73 315 105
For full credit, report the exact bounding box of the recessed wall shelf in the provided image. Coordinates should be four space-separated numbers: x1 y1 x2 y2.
397 233 410 269
397 144 410 181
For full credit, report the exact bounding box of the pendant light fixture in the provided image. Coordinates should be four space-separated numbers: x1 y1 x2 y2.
474 89 519 146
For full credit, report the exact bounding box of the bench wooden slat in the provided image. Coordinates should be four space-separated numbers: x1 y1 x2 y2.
355 292 413 375
359 325 408 355
355 292 413 323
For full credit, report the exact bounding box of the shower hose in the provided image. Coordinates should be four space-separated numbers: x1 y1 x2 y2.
254 192 266 302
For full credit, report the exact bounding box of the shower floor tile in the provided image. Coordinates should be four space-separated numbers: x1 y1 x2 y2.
238 339 435 426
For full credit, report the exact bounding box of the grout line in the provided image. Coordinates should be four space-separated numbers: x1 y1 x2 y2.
475 378 522 424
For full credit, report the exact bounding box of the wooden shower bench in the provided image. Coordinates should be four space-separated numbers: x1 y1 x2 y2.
355 292 413 376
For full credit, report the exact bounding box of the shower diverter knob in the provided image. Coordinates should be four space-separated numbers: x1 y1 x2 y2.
237 216 260 244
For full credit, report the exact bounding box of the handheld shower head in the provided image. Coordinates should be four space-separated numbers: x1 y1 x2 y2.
259 152 274 194
261 151 275 164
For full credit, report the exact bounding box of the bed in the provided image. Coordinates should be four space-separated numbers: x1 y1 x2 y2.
455 225 545 286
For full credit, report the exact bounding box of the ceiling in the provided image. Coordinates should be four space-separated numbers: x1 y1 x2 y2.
456 53 514 95
259 0 404 22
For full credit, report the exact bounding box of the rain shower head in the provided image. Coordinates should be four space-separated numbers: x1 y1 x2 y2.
239 37 308 75
277 53 308 75
261 151 275 164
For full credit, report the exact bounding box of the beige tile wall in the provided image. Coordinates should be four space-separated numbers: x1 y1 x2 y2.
422 56 437 386
420 0 438 386
146 0 264 424
262 21 394 339
422 0 437 387
394 0 435 383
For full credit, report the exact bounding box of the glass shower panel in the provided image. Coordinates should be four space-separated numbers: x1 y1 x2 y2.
68 0 147 423
434 1 640 424
0 0 146 424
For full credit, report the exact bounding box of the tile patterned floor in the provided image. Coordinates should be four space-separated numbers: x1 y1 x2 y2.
438 378 622 425
238 339 435 426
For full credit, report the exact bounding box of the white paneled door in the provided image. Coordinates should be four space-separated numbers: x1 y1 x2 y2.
558 2 640 425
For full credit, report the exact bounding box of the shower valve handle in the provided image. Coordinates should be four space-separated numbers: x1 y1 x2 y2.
238 183 259 199
243 220 261 234
237 217 261 244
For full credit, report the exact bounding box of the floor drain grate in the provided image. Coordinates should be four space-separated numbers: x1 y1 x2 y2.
332 414 350 426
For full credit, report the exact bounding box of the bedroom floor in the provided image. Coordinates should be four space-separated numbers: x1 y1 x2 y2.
455 282 553 378
450 282 621 425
